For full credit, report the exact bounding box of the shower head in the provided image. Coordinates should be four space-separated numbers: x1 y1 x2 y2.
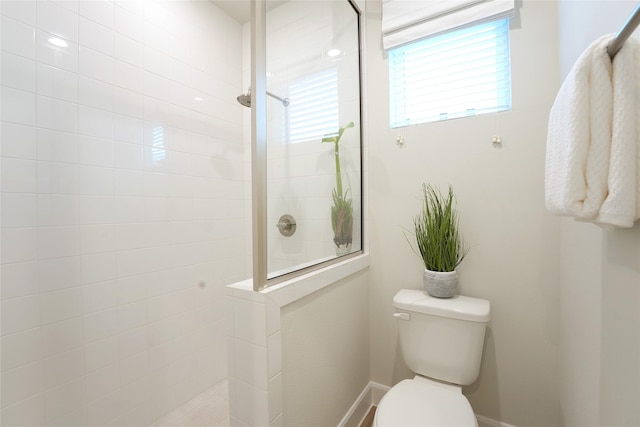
236 88 290 108
237 92 252 107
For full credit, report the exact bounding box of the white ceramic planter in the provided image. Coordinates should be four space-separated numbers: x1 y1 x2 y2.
423 269 458 298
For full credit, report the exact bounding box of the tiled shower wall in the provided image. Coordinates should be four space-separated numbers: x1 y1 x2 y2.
0 1 245 425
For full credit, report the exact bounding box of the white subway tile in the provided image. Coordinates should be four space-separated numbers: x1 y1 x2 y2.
79 16 113 55
1 194 37 228
37 226 79 259
267 330 282 380
1 327 42 372
1 86 36 126
84 336 118 373
79 105 113 139
79 224 116 254
79 76 114 111
1 1 36 26
87 390 120 426
114 4 143 40
268 373 283 423
233 338 268 390
114 170 144 196
114 114 143 144
79 46 113 83
114 196 145 223
37 95 78 133
78 165 114 195
78 195 114 225
36 29 78 72
38 256 82 293
43 377 86 423
86 363 119 403
1 295 40 336
42 347 84 390
147 316 176 347
36 161 78 194
114 86 145 118
0 361 42 409
47 406 88 427
1 261 38 300
41 317 83 358
116 274 148 305
82 280 117 315
78 0 113 29
84 308 118 343
78 135 114 167
114 59 144 92
119 350 148 386
2 52 36 92
37 0 78 43
233 297 266 346
1 16 36 59
2 122 36 160
0 393 45 426
39 287 83 325
114 32 144 67
37 194 78 227
116 249 146 280
37 128 78 163
81 252 116 284
117 300 147 333
37 62 78 102
234 379 269 426
115 222 146 250
118 325 148 359
142 19 168 54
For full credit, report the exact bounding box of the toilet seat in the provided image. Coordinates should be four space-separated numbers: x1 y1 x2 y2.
374 379 477 427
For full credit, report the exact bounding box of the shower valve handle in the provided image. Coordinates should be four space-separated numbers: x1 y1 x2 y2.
276 214 297 237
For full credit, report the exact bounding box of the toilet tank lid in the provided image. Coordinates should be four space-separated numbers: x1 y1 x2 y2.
393 289 490 322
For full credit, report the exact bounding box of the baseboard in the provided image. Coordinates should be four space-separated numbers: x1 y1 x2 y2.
338 382 390 427
476 414 518 427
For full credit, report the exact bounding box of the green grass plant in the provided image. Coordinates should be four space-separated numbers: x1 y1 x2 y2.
412 184 467 272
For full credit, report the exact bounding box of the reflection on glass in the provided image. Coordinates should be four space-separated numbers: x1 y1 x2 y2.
265 0 361 278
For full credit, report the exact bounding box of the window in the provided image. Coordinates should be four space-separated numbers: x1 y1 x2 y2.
389 19 511 128
288 68 339 143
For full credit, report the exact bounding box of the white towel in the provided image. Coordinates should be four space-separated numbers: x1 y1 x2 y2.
545 34 640 228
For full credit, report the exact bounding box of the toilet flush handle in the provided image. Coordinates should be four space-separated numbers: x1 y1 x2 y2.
393 312 411 321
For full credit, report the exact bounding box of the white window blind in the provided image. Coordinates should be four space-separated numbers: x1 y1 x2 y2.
288 68 339 144
389 19 511 128
382 0 514 50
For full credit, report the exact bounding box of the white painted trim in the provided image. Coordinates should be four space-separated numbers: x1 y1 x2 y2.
338 382 390 427
476 414 518 427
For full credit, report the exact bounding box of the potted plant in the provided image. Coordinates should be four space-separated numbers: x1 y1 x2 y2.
410 183 467 298
322 122 354 255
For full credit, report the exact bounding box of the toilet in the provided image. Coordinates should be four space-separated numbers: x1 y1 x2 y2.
374 289 491 426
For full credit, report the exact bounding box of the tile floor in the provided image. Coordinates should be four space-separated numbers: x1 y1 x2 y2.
150 380 230 427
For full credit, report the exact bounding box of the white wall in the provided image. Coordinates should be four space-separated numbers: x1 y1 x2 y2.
0 1 245 425
556 2 640 426
366 1 562 425
281 270 370 427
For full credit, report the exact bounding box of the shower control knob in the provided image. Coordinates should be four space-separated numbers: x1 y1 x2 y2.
276 214 296 237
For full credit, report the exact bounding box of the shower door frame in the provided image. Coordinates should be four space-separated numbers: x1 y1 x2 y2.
250 0 364 291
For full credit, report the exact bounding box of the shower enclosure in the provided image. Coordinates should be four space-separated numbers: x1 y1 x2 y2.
245 0 363 289
0 1 243 425
0 0 362 424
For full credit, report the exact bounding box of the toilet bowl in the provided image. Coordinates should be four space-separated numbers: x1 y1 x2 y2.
374 377 477 426
375 289 490 426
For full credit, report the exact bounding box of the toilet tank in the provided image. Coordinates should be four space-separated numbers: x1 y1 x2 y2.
393 289 490 386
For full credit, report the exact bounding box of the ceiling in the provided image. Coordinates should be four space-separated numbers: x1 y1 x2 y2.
213 1 288 24
213 1 251 24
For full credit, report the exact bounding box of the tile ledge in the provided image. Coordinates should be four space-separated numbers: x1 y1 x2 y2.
227 254 370 308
